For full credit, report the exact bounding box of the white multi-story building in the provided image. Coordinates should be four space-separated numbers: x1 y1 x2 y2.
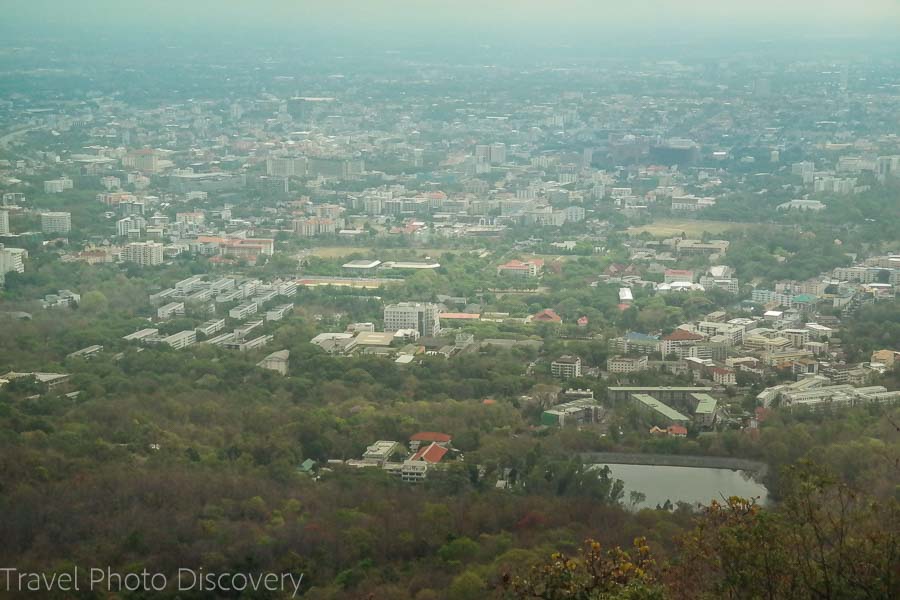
0 210 8 235
606 355 648 374
0 245 27 284
384 302 441 337
157 302 185 320
100 175 121 190
163 330 196 349
266 156 307 178
229 301 258 320
43 178 73 194
551 355 582 379
195 319 226 336
41 212 71 234
121 241 164 266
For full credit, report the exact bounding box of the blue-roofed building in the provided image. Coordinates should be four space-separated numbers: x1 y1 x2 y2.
610 331 661 355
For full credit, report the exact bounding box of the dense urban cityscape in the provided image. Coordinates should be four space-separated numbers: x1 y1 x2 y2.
1 2 899 598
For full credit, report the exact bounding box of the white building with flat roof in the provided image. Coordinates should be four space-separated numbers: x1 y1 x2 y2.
163 330 196 349
384 302 441 337
122 242 164 266
0 246 27 284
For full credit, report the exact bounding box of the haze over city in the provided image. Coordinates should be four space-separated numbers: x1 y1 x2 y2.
0 1 898 599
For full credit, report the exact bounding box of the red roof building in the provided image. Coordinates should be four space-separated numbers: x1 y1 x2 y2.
531 308 562 323
410 432 452 444
667 425 688 437
410 442 449 464
663 329 705 342
497 258 544 278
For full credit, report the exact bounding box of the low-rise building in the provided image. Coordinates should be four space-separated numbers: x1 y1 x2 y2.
631 393 690 425
195 318 226 336
229 301 258 320
256 350 291 375
163 330 197 349
157 302 185 320
691 393 718 427
363 440 402 466
540 396 603 427
606 355 649 374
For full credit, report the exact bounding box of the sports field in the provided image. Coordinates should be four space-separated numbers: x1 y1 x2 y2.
626 219 761 237
307 246 451 259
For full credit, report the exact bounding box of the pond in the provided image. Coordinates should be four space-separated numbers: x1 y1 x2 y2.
597 463 769 510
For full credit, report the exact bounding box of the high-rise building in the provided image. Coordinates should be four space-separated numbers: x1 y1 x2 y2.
41 212 71 234
266 156 308 177
0 245 27 284
0 210 8 235
121 241 164 266
117 216 145 239
126 150 160 173
384 302 441 337
490 142 507 164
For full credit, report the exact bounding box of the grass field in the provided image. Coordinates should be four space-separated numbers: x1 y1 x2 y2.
626 219 761 237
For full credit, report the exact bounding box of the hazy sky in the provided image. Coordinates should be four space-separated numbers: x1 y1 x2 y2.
3 1 899 48
5 0 900 28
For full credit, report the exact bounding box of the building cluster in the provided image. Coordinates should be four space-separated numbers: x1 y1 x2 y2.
121 275 296 353
340 432 454 483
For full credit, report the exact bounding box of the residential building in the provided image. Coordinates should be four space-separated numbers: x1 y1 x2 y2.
712 367 737 386
265 304 293 322
383 302 441 337
229 302 258 320
607 386 713 404
401 460 429 483
123 328 159 343
0 246 27 284
0 210 8 235
223 334 273 352
157 302 185 320
41 212 71 234
606 355 649 374
611 332 660 355
671 195 716 212
661 329 706 358
121 242 164 266
551 355 582 379
163 330 197 349
195 319 226 336
43 178 73 193
691 393 718 427
631 394 690 425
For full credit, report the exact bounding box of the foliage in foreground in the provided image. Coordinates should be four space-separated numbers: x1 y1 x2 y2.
502 466 900 600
